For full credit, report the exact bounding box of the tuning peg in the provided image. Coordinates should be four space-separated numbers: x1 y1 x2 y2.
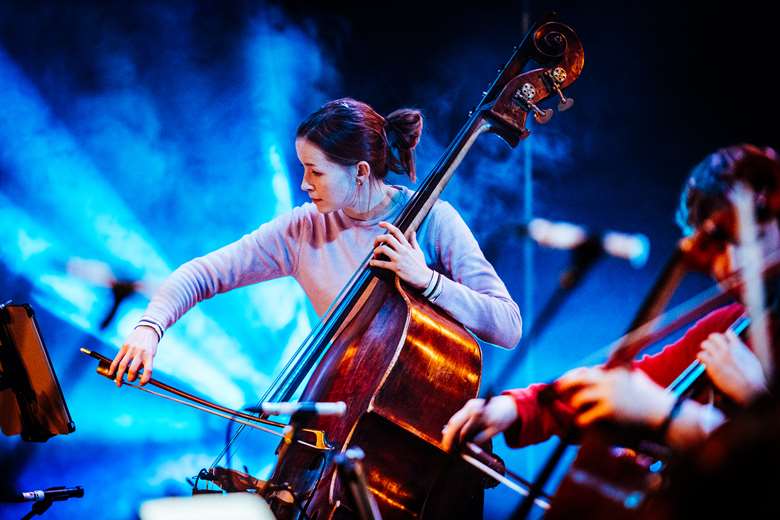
512 83 554 125
557 96 574 112
543 67 574 112
534 108 554 124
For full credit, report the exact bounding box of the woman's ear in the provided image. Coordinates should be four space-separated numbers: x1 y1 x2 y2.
356 161 371 185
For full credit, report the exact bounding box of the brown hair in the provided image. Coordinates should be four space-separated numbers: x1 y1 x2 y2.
296 98 423 182
677 144 780 236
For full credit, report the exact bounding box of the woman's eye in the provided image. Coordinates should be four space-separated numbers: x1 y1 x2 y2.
312 170 324 177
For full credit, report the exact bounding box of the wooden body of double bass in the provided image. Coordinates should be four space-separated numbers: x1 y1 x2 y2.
268 275 482 518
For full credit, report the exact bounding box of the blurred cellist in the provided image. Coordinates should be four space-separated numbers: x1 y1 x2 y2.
443 144 780 454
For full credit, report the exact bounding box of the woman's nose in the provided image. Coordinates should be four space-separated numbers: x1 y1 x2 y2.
300 175 313 192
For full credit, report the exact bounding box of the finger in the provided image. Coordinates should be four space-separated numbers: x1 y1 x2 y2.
459 413 485 445
441 426 458 451
556 367 598 393
115 354 132 387
127 355 143 382
697 350 713 366
369 258 393 269
140 353 154 385
374 233 403 251
444 406 474 435
724 329 745 350
443 403 480 450
443 399 482 434
700 339 724 359
569 386 604 411
577 402 610 427
109 345 128 376
411 230 421 250
472 425 501 445
706 333 729 352
380 221 410 247
452 400 487 445
373 244 399 260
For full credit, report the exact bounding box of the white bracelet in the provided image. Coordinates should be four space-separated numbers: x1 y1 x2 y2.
422 270 439 298
428 273 444 303
421 270 445 303
135 317 165 341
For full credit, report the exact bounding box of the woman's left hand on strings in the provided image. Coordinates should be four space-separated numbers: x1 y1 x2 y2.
370 221 433 289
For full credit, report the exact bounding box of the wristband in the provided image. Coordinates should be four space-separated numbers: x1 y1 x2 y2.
135 317 165 342
657 395 686 441
428 272 444 303
421 270 439 298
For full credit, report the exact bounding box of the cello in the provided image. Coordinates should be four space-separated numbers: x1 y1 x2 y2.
245 17 585 519
536 185 779 519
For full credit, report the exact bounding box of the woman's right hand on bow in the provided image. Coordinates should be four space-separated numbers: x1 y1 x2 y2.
109 326 159 387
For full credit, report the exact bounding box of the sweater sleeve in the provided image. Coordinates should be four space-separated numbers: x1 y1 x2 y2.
631 302 744 387
501 383 575 448
425 201 522 349
141 208 308 330
500 303 744 447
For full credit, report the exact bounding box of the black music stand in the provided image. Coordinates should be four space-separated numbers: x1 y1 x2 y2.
0 301 82 517
0 302 75 440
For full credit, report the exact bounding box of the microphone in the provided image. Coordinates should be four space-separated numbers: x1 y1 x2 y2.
11 486 84 502
245 401 347 417
524 218 650 267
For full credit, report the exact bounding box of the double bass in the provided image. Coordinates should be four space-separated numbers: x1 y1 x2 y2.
255 17 584 519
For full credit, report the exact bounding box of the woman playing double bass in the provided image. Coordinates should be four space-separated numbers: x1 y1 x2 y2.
109 98 521 404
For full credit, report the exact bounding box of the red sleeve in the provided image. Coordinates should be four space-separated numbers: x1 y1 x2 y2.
631 303 744 387
501 383 575 448
501 303 744 448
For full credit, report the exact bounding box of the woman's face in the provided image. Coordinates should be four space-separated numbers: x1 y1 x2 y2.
296 138 358 213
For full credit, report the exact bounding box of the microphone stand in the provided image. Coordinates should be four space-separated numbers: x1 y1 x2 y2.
9 486 85 520
21 500 53 520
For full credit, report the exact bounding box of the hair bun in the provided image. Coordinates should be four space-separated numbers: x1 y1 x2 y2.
386 109 423 150
384 108 423 182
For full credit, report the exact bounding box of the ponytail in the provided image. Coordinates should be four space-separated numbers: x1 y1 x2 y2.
385 108 423 182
